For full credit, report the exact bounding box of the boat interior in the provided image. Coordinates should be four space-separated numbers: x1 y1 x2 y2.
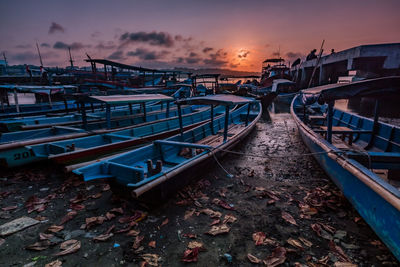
297 102 400 190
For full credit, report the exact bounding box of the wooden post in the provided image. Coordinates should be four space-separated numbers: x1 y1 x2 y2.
166 101 170 118
81 102 88 130
106 104 111 129
210 104 214 134
90 103 94 113
223 105 230 142
104 64 107 80
63 98 69 114
142 103 147 122
13 88 20 113
152 71 155 86
366 99 380 149
178 103 184 140
326 101 334 143
47 92 53 108
245 103 251 126
129 103 133 115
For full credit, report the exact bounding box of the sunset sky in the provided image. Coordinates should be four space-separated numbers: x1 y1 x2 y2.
1 0 399 72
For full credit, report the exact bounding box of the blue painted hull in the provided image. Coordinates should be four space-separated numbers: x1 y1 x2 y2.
291 95 400 260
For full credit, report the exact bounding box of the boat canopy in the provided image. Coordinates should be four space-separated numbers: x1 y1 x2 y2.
80 94 173 105
301 76 400 105
0 85 77 95
176 94 256 106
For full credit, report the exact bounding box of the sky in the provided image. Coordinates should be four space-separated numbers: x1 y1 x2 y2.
0 0 399 72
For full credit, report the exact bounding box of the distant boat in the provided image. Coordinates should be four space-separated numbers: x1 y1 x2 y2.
291 76 400 260
74 95 261 200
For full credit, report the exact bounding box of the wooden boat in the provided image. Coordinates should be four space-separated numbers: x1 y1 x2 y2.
2 105 224 168
0 101 161 132
291 76 400 260
74 94 261 200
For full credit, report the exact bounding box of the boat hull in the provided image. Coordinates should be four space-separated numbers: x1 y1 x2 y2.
291 95 400 260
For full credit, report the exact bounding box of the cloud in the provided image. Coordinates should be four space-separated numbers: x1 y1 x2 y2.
48 22 65 34
185 57 201 64
91 31 101 38
203 49 228 67
271 51 280 57
95 41 116 50
10 51 38 62
108 50 125 60
127 48 169 61
238 49 250 58
53 41 90 50
286 51 303 59
230 63 239 68
41 43 51 48
120 31 174 47
203 47 213 53
189 52 198 58
15 44 32 49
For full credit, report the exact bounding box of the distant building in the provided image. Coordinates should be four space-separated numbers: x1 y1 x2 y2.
291 43 400 88
0 60 6 75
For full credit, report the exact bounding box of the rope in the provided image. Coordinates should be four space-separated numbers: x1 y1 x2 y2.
212 152 234 178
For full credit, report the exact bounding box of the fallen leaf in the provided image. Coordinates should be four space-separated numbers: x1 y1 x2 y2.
160 218 169 227
39 232 54 240
1 205 18 211
311 223 321 236
223 214 237 224
93 233 113 242
329 241 351 263
264 247 287 267
34 215 47 221
85 216 106 229
182 233 197 239
334 262 357 267
200 208 221 218
26 240 52 251
45 259 62 267
210 219 220 226
90 192 102 199
70 203 85 211
69 193 87 204
287 238 303 249
188 241 204 249
281 211 297 225
132 235 144 249
182 247 200 262
148 241 156 248
59 211 77 225
319 223 336 234
110 207 124 214
212 198 235 210
141 254 161 266
299 237 313 247
126 229 140 236
105 212 116 220
0 238 5 247
252 232 266 246
206 224 230 236
47 225 64 233
184 209 195 220
54 239 81 256
247 253 261 264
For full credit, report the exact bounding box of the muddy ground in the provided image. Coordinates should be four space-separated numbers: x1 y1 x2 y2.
0 110 398 266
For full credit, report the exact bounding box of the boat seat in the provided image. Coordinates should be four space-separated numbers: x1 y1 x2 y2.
316 126 372 145
104 133 133 141
346 151 400 170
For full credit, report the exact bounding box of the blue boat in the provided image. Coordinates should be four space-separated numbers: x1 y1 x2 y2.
74 94 261 199
291 76 400 260
2 105 224 168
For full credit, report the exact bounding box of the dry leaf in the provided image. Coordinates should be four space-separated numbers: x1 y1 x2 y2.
141 254 161 266
252 232 266 246
54 239 81 256
160 218 169 227
45 259 62 267
334 262 357 267
47 225 64 233
206 224 230 236
126 229 140 236
329 241 351 263
281 211 297 225
210 219 220 226
299 237 313 247
287 238 303 249
110 207 124 214
200 208 221 218
188 241 204 249
93 233 113 242
184 209 195 220
26 240 52 251
223 214 237 224
247 253 261 263
39 232 54 240
264 247 287 267
132 235 144 249
182 247 200 262
148 241 156 248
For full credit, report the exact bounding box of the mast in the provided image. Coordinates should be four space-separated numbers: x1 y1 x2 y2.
36 42 44 66
2 52 7 74
68 47 74 69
